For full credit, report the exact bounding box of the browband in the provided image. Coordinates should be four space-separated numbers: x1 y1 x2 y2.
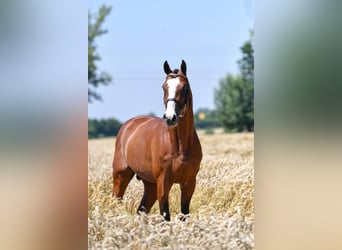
166 73 187 79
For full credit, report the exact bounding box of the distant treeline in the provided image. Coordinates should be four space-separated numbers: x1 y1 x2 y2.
88 109 221 138
88 118 122 139
194 108 221 129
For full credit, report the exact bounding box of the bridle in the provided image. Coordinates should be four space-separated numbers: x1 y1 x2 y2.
164 73 189 117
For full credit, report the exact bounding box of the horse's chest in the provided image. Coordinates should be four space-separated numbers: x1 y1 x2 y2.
162 153 190 180
173 155 187 169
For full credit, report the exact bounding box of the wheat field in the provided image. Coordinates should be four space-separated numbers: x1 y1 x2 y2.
88 130 254 249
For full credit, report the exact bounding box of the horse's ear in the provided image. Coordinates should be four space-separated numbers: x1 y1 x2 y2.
180 60 187 75
163 61 172 75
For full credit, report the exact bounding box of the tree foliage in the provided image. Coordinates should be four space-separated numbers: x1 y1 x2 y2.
88 118 122 138
238 40 254 82
88 5 112 102
194 108 220 129
215 39 254 132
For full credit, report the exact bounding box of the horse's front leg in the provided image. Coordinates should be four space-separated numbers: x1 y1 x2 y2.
137 180 157 214
156 171 173 221
180 177 196 220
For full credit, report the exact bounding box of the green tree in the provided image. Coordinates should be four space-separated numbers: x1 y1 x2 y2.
215 39 254 132
238 40 254 82
88 5 112 102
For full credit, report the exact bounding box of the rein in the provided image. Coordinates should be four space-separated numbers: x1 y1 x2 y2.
165 73 189 117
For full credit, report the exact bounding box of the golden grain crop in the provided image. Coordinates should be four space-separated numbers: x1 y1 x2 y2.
88 130 254 249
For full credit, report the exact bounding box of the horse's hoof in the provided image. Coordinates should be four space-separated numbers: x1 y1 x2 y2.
137 206 147 214
179 214 189 221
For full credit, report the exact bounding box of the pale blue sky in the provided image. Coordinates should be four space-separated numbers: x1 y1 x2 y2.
88 0 253 121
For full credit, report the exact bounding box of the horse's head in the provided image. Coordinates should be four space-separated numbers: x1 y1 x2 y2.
162 60 189 127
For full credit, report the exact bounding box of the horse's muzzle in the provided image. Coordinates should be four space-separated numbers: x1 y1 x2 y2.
163 114 178 127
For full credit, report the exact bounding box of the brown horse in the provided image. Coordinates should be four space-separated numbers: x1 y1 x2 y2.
112 60 202 221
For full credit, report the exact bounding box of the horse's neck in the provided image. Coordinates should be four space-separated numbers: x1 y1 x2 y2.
169 106 195 154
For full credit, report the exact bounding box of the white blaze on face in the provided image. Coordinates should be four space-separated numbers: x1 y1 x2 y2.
164 78 180 119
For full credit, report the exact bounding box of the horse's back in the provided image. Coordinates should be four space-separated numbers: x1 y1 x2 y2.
117 115 163 140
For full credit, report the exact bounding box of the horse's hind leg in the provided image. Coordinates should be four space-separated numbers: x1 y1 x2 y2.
113 167 134 198
137 180 157 214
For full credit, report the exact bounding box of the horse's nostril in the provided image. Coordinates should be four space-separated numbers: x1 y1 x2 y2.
163 114 177 126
